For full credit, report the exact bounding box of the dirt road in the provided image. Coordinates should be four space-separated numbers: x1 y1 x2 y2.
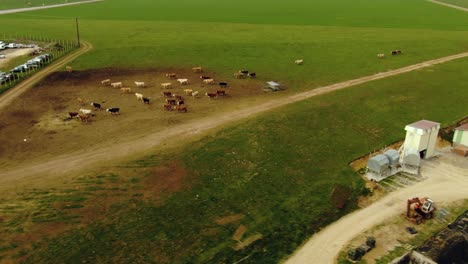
0 0 102 14
285 152 468 263
428 0 468 12
0 41 92 112
1 50 468 186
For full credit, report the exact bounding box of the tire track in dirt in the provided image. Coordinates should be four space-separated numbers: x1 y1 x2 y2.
1 51 468 186
284 156 468 264
0 41 93 112
0 0 103 14
428 0 468 12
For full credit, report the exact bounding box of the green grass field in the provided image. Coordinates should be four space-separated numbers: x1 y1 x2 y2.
1 57 464 263
0 0 468 92
1 0 467 263
0 0 87 10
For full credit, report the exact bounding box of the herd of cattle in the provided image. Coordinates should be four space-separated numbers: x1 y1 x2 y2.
67 66 237 123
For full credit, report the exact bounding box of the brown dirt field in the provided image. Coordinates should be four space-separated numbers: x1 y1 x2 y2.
0 67 265 169
232 224 247 241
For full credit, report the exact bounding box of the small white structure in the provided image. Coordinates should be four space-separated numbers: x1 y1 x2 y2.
264 81 283 91
366 149 402 182
402 120 440 159
453 123 468 147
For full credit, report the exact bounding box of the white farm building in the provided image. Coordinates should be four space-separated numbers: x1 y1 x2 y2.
453 123 468 147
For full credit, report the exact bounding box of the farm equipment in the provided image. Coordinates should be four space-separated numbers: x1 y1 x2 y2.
406 197 435 224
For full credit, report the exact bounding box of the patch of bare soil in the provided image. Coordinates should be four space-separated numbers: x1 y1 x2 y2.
215 214 245 225
232 224 247 241
142 161 189 201
0 48 34 69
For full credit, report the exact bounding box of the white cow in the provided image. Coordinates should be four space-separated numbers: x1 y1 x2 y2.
161 83 172 89
111 82 122 88
135 93 144 101
191 91 199 97
295 59 304 65
377 54 385 59
134 81 146 87
79 108 92 115
101 79 111 85
203 79 214 84
184 89 193 95
177 79 189 85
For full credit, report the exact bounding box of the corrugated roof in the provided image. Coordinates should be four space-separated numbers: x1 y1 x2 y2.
407 120 440 130
455 123 468 131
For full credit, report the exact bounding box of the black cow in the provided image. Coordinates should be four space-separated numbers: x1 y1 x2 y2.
391 50 402 55
219 82 228 88
240 70 248 74
200 76 211 79
90 102 101 110
248 72 256 78
177 100 184 105
142 97 151 104
106 107 120 114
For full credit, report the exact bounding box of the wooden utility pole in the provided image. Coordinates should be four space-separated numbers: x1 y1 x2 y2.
75 17 80 48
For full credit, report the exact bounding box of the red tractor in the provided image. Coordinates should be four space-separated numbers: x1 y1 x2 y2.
406 197 435 224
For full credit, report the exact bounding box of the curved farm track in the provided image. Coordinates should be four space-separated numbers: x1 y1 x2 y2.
428 0 468 12
285 154 468 264
1 50 468 187
0 41 93 111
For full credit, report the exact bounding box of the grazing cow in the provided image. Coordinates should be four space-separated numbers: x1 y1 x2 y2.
391 50 402 55
162 104 173 111
101 79 111 85
134 81 146 87
165 73 177 79
79 108 92 115
173 105 188 113
192 66 203 73
166 99 177 105
111 82 123 88
78 113 91 122
219 82 228 88
203 78 214 85
90 102 101 110
248 72 256 78
77 97 84 105
234 72 246 79
68 112 79 119
200 76 211 79
176 79 189 85
106 108 120 114
120 87 132 94
191 91 199 97
161 82 172 89
216 90 226 96
142 97 151 104
239 70 249 75
377 53 385 59
184 89 193 95
162 91 173 98
177 100 184 105
295 59 304 65
65 66 73 72
205 93 217 99
174 95 183 100
135 93 144 101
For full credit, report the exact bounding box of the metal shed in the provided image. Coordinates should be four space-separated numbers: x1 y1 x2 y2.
367 154 390 174
264 81 282 91
384 149 400 166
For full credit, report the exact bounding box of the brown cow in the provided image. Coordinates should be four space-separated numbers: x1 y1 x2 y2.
174 95 183 100
173 105 188 112
216 90 226 96
165 73 177 78
177 100 184 105
166 99 177 105
162 104 173 111
162 91 173 98
78 113 91 122
205 93 217 99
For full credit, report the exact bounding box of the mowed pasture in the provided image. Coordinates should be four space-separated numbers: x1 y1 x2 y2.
0 0 468 92
0 68 265 168
2 57 467 264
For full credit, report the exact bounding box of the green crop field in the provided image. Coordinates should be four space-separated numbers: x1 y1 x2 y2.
438 0 468 8
3 56 465 264
1 0 468 263
0 0 468 92
0 0 88 10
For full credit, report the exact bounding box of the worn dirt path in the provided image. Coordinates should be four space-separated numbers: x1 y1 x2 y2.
1 51 468 186
428 0 468 12
0 41 92 112
285 154 468 264
0 0 102 14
